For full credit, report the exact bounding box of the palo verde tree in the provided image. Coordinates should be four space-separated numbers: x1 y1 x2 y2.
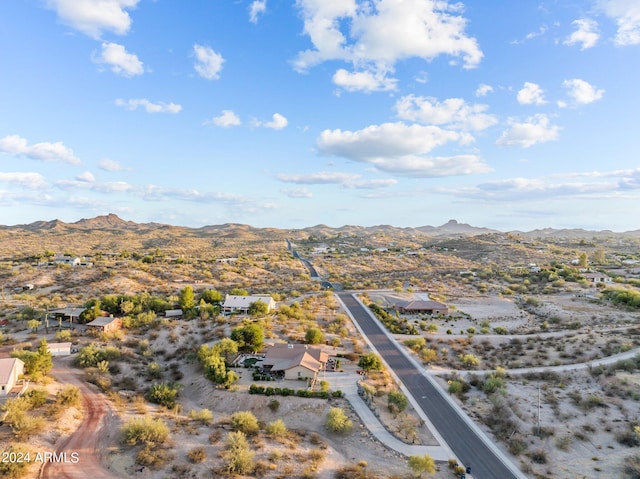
231 323 265 352
358 352 383 373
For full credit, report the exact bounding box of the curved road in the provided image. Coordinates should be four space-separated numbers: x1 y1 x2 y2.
337 292 525 479
41 362 119 479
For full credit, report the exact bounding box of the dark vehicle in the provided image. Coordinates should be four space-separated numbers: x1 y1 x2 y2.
466 465 472 474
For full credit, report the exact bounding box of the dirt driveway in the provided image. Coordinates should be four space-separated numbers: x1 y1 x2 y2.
41 360 121 479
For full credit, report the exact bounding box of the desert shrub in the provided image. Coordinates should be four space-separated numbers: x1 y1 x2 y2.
188 408 213 425
403 338 426 352
56 385 81 407
483 376 506 395
136 444 172 470
334 464 381 479
268 399 280 412
24 388 48 408
187 446 206 463
145 382 181 409
230 411 260 434
420 348 438 363
0 444 32 478
624 455 640 478
408 454 436 476
265 419 288 438
459 353 480 368
529 449 548 464
121 416 170 446
224 431 255 475
388 390 409 412
325 407 353 434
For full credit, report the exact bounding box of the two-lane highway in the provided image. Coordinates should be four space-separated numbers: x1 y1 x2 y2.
338 292 523 479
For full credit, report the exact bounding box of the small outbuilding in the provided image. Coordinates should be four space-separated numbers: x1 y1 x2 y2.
0 358 25 396
47 342 72 356
393 300 449 315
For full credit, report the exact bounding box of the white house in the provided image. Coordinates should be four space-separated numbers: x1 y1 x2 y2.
0 358 25 396
221 294 276 314
583 273 612 284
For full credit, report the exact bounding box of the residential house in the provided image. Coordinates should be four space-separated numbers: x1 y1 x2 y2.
261 344 329 380
393 300 449 315
0 358 25 396
221 294 276 314
51 307 86 324
86 316 122 333
164 309 183 319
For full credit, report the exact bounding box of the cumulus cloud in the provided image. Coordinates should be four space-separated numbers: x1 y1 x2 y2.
496 114 560 148
517 82 546 105
99 159 125 171
0 172 48 189
564 19 600 49
394 95 497 131
293 0 482 91
115 98 182 114
475 83 494 97
207 110 241 127
316 122 490 177
249 0 267 23
94 42 144 76
76 171 95 182
333 68 397 93
0 134 81 164
562 78 605 105
281 187 313 198
257 113 288 130
46 0 140 39
193 44 224 80
599 0 640 46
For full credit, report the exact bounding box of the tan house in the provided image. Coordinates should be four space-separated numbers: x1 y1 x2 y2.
86 316 122 332
262 344 328 380
0 358 25 396
393 300 449 315
582 273 612 285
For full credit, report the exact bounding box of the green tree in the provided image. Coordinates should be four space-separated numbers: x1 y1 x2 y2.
248 301 269 317
200 289 223 303
179 285 195 311
408 454 436 477
231 323 264 352
145 383 181 409
325 407 353 434
578 252 589 268
229 288 249 296
305 327 325 344
27 319 42 332
358 352 383 372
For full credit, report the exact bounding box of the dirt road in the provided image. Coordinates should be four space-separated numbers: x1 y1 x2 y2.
41 361 121 479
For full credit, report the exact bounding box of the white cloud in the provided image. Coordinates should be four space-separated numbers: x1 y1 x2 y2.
599 0 640 46
0 172 47 189
46 0 140 39
94 42 144 76
257 113 288 130
564 19 600 49
208 110 241 128
0 134 81 164
193 44 224 80
276 171 360 185
76 171 95 182
99 159 125 171
496 114 560 148
517 82 546 105
475 83 494 97
394 95 497 131
333 68 397 93
249 0 267 24
293 0 483 87
562 78 605 105
281 188 313 198
115 98 182 114
316 122 490 177
277 171 398 189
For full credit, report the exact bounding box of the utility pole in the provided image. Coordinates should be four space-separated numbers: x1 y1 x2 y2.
537 383 541 436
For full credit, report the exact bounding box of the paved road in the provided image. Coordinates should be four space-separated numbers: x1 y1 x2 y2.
338 292 523 479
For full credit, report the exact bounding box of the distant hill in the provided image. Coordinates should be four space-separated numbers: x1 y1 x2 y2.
416 219 498 236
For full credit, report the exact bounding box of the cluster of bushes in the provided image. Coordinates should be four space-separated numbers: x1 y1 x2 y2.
74 343 121 368
602 287 640 309
368 303 419 335
248 383 342 399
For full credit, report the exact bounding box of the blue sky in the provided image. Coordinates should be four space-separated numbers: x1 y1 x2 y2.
1 0 639 231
